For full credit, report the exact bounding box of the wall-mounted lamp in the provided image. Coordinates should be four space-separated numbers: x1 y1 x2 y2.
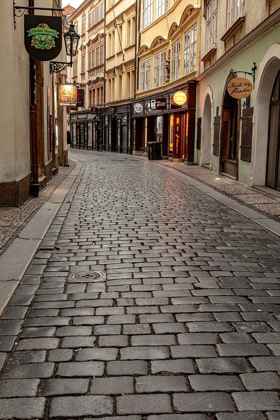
50 23 80 74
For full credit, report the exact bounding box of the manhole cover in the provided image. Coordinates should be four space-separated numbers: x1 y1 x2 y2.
68 271 105 283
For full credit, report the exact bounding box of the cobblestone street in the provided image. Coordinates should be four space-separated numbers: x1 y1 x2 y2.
0 149 280 419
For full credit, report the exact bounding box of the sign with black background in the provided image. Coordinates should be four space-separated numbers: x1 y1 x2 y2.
77 89 85 107
24 15 62 61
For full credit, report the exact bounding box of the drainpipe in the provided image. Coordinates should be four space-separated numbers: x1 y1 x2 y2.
29 0 40 197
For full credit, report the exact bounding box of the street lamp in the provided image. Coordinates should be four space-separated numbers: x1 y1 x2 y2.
50 23 80 74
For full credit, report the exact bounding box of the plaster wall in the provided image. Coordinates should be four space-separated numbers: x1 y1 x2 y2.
0 0 30 183
198 25 280 185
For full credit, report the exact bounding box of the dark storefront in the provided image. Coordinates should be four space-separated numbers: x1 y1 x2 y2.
131 81 196 162
69 109 103 151
102 104 132 154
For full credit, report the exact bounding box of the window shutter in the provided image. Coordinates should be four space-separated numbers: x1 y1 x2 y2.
197 117 202 150
213 115 220 156
240 107 253 162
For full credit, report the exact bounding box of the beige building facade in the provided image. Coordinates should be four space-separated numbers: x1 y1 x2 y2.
69 0 105 150
197 0 280 190
103 0 136 154
0 0 68 206
132 0 201 162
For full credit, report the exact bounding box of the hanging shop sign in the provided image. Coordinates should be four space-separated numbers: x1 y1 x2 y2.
24 15 62 61
77 89 85 107
173 91 187 106
59 83 77 106
134 103 143 113
227 77 253 99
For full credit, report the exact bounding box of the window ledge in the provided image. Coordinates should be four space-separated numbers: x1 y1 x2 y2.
201 47 217 63
124 44 135 51
221 16 245 42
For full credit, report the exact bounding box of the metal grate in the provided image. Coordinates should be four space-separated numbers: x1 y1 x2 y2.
69 271 104 283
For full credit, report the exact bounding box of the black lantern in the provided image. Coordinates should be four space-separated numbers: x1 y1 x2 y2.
64 23 80 61
50 22 80 74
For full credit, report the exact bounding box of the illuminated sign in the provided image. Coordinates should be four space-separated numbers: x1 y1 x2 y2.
59 84 77 106
173 91 187 106
227 77 253 99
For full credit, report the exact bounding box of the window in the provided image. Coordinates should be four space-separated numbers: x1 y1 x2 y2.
100 3 104 19
156 0 168 19
171 40 180 82
92 49 95 68
227 0 244 29
140 58 151 91
88 51 92 69
89 12 92 28
97 5 100 22
127 19 131 47
82 17 85 34
81 55 85 73
100 45 104 64
184 25 197 75
100 87 103 104
96 47 100 66
183 32 190 75
74 23 78 34
154 51 166 88
190 26 197 72
206 0 217 53
143 0 153 29
92 9 95 26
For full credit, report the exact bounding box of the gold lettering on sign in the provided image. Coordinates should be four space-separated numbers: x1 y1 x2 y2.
227 77 253 99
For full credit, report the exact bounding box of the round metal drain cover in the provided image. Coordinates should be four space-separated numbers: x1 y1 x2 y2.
69 271 104 283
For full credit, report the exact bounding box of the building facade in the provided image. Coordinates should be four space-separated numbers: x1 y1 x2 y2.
0 0 68 206
103 0 136 154
133 0 201 162
197 0 280 189
69 0 105 151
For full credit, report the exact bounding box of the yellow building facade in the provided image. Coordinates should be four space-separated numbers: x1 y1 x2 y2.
132 0 201 161
103 0 136 154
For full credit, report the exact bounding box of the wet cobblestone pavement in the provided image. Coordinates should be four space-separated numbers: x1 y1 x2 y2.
0 150 280 419
157 160 280 222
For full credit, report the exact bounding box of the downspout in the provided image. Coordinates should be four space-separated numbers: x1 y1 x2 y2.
29 0 40 197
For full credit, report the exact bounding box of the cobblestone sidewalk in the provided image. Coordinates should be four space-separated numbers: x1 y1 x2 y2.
156 160 280 222
0 161 75 255
0 150 280 419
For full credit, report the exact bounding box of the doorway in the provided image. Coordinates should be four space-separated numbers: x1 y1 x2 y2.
220 87 240 178
202 94 211 167
266 71 280 189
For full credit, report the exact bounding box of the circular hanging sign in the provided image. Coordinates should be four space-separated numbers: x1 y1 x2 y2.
227 77 253 99
173 91 187 106
134 103 143 113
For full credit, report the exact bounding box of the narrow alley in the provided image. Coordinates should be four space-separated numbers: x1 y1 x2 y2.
0 150 280 419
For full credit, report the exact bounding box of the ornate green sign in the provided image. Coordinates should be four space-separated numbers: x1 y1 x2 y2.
27 24 59 50
24 15 62 61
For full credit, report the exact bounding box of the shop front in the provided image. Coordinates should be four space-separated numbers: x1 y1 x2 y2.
102 104 132 155
69 109 102 151
132 81 196 162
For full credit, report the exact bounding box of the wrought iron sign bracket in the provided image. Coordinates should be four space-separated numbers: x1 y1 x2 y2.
230 62 257 84
14 2 64 29
50 61 72 74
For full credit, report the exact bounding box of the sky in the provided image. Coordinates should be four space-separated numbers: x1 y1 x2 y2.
62 0 84 9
